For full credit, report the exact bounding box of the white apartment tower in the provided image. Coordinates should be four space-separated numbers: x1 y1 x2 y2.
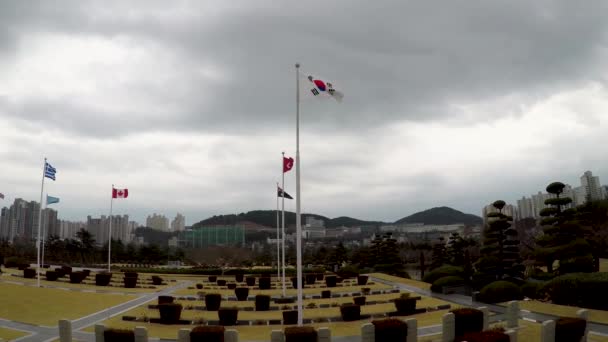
171 213 185 231
146 213 169 231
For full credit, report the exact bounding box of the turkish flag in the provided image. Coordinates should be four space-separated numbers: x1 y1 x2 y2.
283 157 294 173
112 188 129 199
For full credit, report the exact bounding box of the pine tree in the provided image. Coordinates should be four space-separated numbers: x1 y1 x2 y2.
446 232 466 266
431 236 447 269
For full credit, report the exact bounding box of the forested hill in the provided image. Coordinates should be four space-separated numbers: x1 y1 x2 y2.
394 206 482 226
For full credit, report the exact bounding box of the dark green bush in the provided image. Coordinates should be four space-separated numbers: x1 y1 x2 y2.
285 326 317 342
4 256 28 268
209 276 217 282
96 272 112 286
455 331 509 342
336 265 359 278
340 304 361 321
158 296 174 305
542 272 608 310
226 283 237 290
283 310 298 325
521 282 544 299
529 268 556 281
223 268 246 275
190 325 225 342
103 328 135 342
217 279 226 286
258 277 271 289
394 297 416 314
305 273 316 285
218 308 238 326
235 273 244 282
70 271 85 284
124 271 138 278
423 265 464 284
451 308 483 337
123 276 137 288
316 273 324 281
205 293 222 311
255 295 271 311
291 277 305 289
372 319 408 341
471 271 497 290
151 275 162 285
235 287 249 301
555 317 586 342
196 283 203 289
325 275 337 288
158 303 182 324
374 263 409 278
479 281 523 304
82 269 91 277
61 266 72 274
245 276 255 286
431 276 465 293
559 255 594 275
45 270 58 281
321 290 331 299
23 268 36 279
357 275 369 285
353 296 366 306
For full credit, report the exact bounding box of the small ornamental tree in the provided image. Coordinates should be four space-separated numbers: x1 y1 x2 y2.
431 237 447 270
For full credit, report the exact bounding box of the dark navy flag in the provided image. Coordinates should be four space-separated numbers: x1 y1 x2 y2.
44 162 56 181
277 186 293 199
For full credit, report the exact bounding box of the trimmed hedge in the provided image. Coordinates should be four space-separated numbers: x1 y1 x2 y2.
158 296 174 305
46 270 58 281
245 276 256 286
209 276 217 282
325 275 337 288
305 273 316 285
336 265 360 278
521 282 544 300
158 303 182 324
372 319 408 341
218 308 238 326
217 279 226 286
104 328 135 342
70 271 85 284
357 275 369 285
321 290 331 299
316 273 324 281
431 276 465 293
555 317 586 342
123 276 137 288
541 272 608 310
196 283 203 289
235 287 249 301
96 272 112 286
291 277 305 289
23 268 36 279
190 325 225 342
340 304 361 321
284 326 317 342
455 331 509 342
353 296 366 306
255 295 271 311
394 297 416 315
451 308 483 337
259 277 271 290
235 273 244 282
205 293 222 311
151 275 163 285
423 265 464 284
283 310 298 325
478 281 523 304
226 283 237 290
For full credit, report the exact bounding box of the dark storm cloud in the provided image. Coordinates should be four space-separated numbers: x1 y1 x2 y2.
1 1 607 138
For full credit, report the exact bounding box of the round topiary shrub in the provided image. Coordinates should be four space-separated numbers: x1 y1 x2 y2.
205 293 222 311
151 275 163 285
190 325 225 342
316 273 324 281
82 269 91 277
61 266 72 275
23 268 36 279
96 272 112 286
431 276 465 293
423 265 464 284
555 317 586 342
70 271 85 284
284 326 317 342
282 310 298 325
227 283 237 290
196 283 203 289
305 273 316 285
321 290 331 299
46 270 58 281
325 275 337 288
217 279 226 286
479 281 523 304
541 272 608 310
158 295 174 305
159 303 183 324
521 282 543 299
209 276 217 282
259 277 271 290
393 294 416 315
246 276 256 286
372 319 408 341
104 328 135 342
451 308 483 337
340 304 361 321
218 308 238 326
235 273 244 282
123 275 137 288
235 287 249 301
255 294 271 311
357 275 369 285
455 331 510 342
353 296 366 306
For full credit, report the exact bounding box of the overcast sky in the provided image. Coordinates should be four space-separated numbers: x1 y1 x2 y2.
1 1 608 225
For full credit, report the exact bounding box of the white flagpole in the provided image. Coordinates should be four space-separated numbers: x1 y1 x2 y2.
276 182 280 284
295 63 303 325
41 196 47 270
36 158 46 287
107 184 114 272
281 151 287 297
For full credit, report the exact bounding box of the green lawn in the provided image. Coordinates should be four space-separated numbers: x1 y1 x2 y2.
518 301 608 325
173 282 390 297
600 259 608 272
0 327 29 340
0 282 137 326
368 273 432 290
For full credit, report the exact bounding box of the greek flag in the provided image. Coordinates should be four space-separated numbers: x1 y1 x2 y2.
44 162 57 181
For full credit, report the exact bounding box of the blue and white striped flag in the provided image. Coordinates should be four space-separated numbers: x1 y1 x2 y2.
44 162 57 181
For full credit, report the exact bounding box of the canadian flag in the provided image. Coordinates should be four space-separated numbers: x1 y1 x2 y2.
112 188 129 199
283 156 294 173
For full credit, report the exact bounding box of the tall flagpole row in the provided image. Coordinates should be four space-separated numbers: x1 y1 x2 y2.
295 63 303 325
276 182 280 282
36 158 46 287
281 151 287 297
108 184 114 273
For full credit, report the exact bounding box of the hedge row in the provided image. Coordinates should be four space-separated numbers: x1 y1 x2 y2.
541 272 608 310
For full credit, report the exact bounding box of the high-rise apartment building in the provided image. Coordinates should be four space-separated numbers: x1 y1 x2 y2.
516 196 534 219
59 220 86 239
146 213 169 231
86 214 131 245
580 171 603 202
0 198 40 241
171 213 185 231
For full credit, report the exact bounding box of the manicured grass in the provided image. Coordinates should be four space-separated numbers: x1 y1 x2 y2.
518 301 608 325
368 273 432 291
173 283 390 297
0 327 29 340
0 282 137 326
600 259 608 272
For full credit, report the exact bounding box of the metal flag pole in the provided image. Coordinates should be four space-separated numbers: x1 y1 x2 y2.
41 196 47 271
107 184 114 272
295 63 303 325
276 182 280 284
281 151 287 297
36 158 47 287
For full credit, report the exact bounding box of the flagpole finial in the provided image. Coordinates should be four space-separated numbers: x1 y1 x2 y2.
295 63 300 68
